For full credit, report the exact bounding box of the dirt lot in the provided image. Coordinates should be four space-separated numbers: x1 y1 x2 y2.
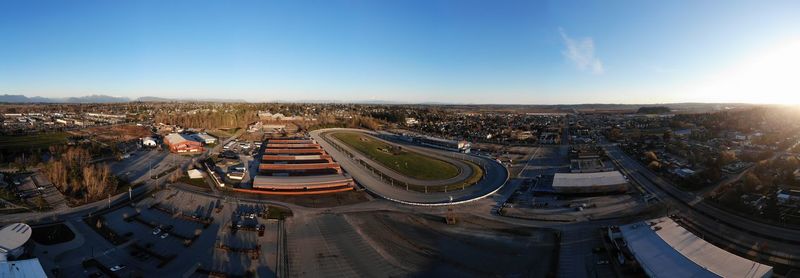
288 210 558 277
349 211 558 277
69 125 151 142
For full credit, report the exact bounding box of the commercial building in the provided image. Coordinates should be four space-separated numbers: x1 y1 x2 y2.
611 217 772 278
193 133 218 144
164 133 204 154
552 171 628 194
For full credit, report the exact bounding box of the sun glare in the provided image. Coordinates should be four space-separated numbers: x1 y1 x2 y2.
694 39 800 104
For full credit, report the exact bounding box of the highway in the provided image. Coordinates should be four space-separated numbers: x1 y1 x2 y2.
605 144 800 266
310 128 508 205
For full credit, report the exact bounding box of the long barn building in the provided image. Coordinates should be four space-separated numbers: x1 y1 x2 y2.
246 138 354 195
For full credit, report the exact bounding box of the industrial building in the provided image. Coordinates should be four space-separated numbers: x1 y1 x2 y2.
552 171 628 194
164 133 204 154
246 138 354 194
610 217 772 278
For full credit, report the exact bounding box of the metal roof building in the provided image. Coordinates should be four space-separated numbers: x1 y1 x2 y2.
0 258 48 278
0 223 31 260
164 133 204 154
552 171 628 194
620 217 772 278
244 137 354 195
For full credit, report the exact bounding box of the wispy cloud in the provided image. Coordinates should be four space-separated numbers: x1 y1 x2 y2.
559 28 604 74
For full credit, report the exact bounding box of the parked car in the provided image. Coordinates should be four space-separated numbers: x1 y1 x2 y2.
109 265 126 272
152 228 161 235
160 233 169 239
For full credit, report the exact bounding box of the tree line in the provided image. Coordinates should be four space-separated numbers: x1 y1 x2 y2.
42 147 117 202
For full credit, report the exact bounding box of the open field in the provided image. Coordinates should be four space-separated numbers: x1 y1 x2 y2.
70 125 151 142
207 128 240 139
332 132 459 180
0 132 69 150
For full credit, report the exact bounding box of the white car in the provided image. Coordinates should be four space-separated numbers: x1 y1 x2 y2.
109 265 126 272
152 228 161 235
160 233 169 239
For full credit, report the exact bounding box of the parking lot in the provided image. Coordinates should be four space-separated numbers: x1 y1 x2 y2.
30 187 282 277
216 138 265 189
109 149 191 184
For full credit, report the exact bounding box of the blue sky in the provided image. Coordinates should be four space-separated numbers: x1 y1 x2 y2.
1 0 799 104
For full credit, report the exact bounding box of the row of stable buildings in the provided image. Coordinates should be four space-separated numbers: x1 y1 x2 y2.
243 138 355 195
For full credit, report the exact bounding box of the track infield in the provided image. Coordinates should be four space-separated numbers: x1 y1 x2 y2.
331 132 459 180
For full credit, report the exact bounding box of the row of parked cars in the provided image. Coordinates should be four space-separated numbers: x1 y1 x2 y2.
151 225 174 239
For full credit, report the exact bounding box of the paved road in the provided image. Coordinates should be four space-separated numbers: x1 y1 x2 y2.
311 128 508 205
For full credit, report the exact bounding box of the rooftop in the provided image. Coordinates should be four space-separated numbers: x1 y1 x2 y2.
621 217 772 278
552 171 627 188
0 223 31 253
0 258 48 278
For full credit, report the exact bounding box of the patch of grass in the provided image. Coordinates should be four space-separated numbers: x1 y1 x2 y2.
0 132 69 150
32 223 76 245
267 206 293 220
83 215 128 245
151 166 178 179
207 128 240 138
332 132 459 180
178 176 208 188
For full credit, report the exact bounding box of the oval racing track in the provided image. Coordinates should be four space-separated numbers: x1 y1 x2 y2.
311 128 508 206
324 130 474 186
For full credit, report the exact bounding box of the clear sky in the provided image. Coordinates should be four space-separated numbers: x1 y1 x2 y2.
1 0 799 104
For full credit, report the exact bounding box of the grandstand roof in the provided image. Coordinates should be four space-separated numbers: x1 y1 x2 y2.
621 217 772 278
0 223 31 253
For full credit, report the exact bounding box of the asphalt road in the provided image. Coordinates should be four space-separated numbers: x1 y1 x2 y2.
311 128 508 205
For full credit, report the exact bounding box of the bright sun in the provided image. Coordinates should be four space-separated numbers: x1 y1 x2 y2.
693 39 800 104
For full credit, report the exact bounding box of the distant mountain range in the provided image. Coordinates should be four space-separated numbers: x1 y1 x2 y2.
0 94 758 112
0 94 247 103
